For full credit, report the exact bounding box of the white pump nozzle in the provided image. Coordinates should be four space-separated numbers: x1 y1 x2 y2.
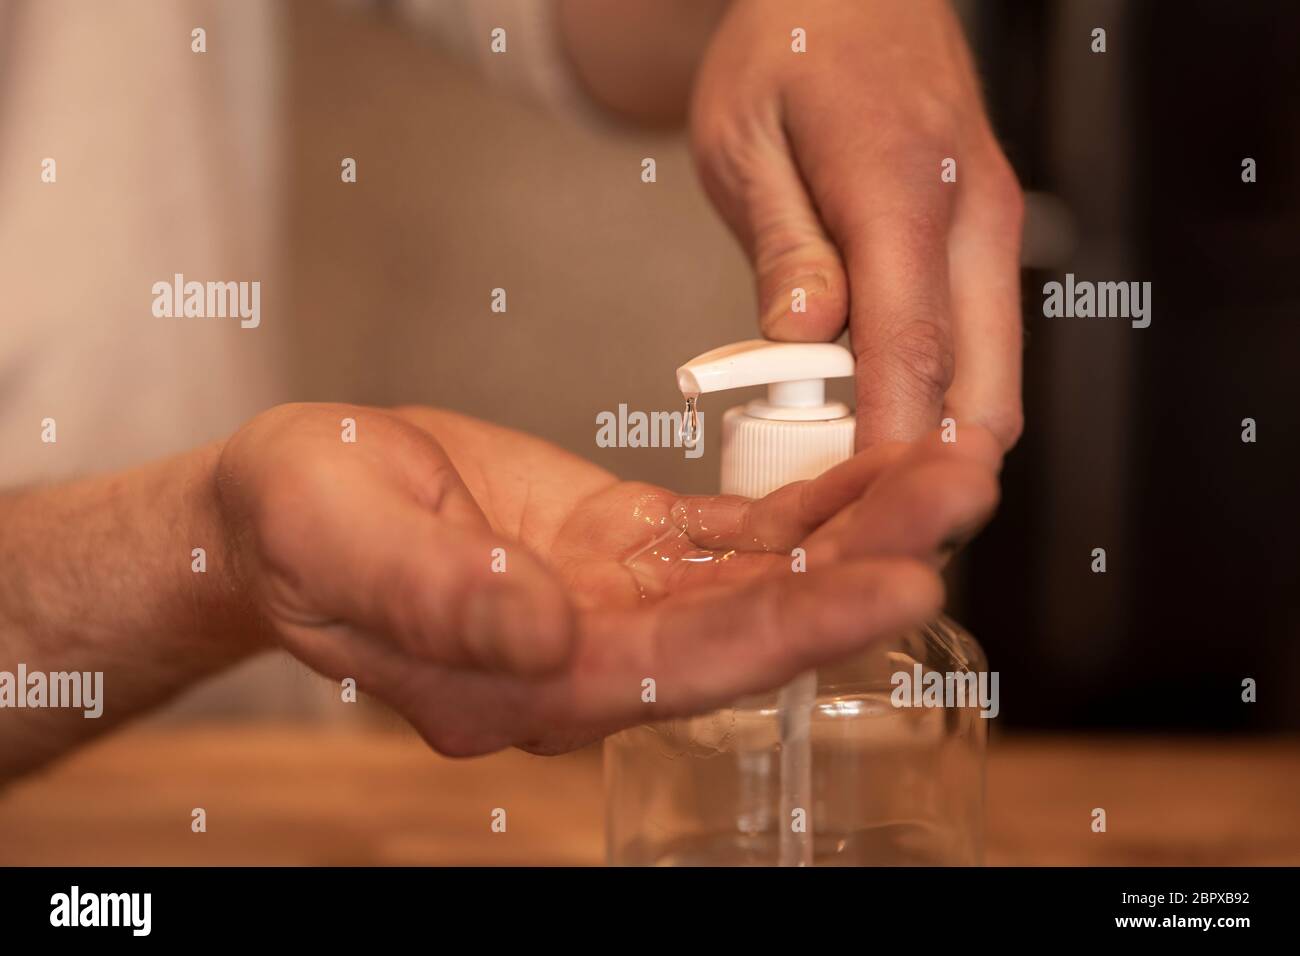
677 339 854 421
677 339 856 498
678 339 852 400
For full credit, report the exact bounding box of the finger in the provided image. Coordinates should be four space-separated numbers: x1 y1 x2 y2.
345 556 943 756
270 620 529 758
844 198 957 448
678 424 1001 556
795 129 959 448
693 109 849 342
562 557 943 726
805 428 1002 565
267 453 575 677
339 554 945 756
676 440 912 551
945 151 1026 450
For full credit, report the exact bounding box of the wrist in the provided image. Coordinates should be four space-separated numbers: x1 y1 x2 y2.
0 440 270 777
194 439 276 656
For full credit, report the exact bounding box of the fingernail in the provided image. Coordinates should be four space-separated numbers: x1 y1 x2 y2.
763 274 829 330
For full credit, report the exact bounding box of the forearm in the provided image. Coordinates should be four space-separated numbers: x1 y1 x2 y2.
0 442 265 779
557 0 730 125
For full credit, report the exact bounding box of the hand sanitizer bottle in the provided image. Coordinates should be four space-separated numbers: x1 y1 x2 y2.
604 340 989 866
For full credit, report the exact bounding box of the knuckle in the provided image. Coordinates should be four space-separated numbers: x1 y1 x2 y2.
754 221 834 273
984 404 1025 450
434 731 491 758
861 99 958 159
873 319 955 402
419 720 488 758
394 681 497 757
838 200 952 271
416 455 466 513
385 557 446 653
907 92 963 147
691 110 779 195
689 113 734 167
980 157 1026 236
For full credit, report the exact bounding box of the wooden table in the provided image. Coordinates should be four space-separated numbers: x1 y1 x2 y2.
1 726 1295 865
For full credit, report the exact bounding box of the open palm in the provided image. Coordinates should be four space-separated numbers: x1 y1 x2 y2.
218 403 999 755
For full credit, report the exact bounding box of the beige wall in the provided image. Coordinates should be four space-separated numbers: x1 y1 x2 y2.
284 1 835 496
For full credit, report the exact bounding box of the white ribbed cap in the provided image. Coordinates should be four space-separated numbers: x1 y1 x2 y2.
721 407 854 497
677 340 856 498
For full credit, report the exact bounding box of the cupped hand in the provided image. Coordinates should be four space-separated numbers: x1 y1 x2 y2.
690 0 1025 450
216 403 998 756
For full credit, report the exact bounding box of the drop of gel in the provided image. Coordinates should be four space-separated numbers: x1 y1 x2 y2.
681 395 700 449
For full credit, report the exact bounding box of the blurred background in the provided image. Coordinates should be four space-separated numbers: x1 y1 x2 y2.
1 0 1296 739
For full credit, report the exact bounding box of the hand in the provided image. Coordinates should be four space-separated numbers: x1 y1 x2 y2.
690 0 1025 450
217 403 999 756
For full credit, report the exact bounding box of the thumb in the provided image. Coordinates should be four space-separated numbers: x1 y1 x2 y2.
695 115 849 341
245 443 576 679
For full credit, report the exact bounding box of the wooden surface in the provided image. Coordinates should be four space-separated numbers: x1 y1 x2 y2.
0 726 1296 865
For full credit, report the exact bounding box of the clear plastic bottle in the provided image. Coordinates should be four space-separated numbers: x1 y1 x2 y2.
604 617 987 866
604 340 988 866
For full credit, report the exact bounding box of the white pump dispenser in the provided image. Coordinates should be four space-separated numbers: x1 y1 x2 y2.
677 339 856 498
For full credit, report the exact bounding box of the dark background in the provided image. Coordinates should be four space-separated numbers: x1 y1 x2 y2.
960 0 1299 731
